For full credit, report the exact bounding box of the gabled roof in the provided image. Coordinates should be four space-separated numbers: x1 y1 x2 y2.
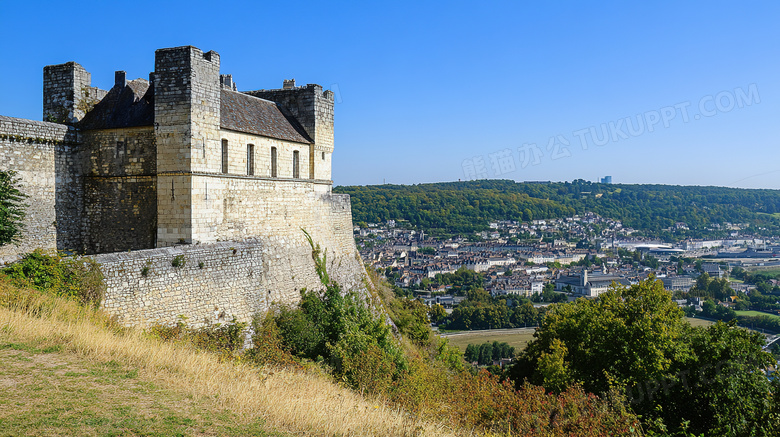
220 90 312 144
78 80 154 130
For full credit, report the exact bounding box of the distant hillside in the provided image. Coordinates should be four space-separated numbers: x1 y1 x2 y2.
334 180 780 239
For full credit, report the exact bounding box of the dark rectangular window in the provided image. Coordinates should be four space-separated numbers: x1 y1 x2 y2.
293 150 300 179
271 147 277 177
247 144 254 175
221 139 228 174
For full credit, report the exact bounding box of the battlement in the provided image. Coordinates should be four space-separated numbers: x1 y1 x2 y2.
153 46 220 70
43 62 108 124
250 81 335 100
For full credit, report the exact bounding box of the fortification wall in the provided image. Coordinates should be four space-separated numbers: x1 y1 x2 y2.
97 192 364 327
81 127 157 253
0 116 82 262
83 176 157 253
188 175 338 244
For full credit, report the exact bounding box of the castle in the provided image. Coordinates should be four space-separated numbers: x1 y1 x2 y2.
0 46 365 327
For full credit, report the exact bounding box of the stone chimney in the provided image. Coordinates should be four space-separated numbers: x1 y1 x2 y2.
115 71 126 88
220 74 236 91
283 79 295 89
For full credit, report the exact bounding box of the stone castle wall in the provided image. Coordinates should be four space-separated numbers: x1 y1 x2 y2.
81 127 157 253
217 130 311 180
0 116 82 262
97 191 363 327
154 47 222 247
1 46 363 329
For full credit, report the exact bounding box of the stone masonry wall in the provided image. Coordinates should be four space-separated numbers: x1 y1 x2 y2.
217 130 312 180
80 127 157 253
0 116 82 262
82 176 157 253
98 192 364 327
154 46 221 247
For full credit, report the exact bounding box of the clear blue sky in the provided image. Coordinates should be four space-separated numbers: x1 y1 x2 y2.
1 1 778 188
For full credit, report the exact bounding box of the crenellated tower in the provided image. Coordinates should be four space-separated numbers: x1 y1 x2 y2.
43 62 108 124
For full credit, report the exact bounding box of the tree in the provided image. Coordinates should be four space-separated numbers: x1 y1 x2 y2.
478 342 493 365
511 301 537 327
512 278 689 396
650 320 777 436
464 343 479 363
466 288 491 303
428 303 447 325
509 278 779 435
0 170 26 246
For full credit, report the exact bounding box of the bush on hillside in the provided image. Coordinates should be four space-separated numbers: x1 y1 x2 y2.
259 282 407 395
2 249 105 307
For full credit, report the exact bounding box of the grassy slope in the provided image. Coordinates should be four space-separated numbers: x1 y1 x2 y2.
0 283 453 437
0 338 279 437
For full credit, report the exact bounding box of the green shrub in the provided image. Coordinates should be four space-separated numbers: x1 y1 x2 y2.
171 255 186 268
258 282 406 393
2 249 105 307
149 317 247 360
245 312 298 367
388 298 430 345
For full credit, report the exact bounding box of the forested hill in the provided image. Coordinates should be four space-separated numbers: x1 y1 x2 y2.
333 180 780 238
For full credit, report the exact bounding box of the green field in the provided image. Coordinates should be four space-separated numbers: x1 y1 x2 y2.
744 267 780 276
686 317 715 327
735 310 780 320
439 328 537 353
443 321 717 352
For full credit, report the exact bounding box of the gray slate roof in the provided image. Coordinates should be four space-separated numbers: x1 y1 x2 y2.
220 90 312 144
78 80 154 130
79 84 313 145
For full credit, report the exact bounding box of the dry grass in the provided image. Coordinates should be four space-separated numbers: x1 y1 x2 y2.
0 340 279 436
0 285 456 437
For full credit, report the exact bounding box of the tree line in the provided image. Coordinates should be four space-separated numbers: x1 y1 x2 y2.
335 179 780 239
464 341 515 365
